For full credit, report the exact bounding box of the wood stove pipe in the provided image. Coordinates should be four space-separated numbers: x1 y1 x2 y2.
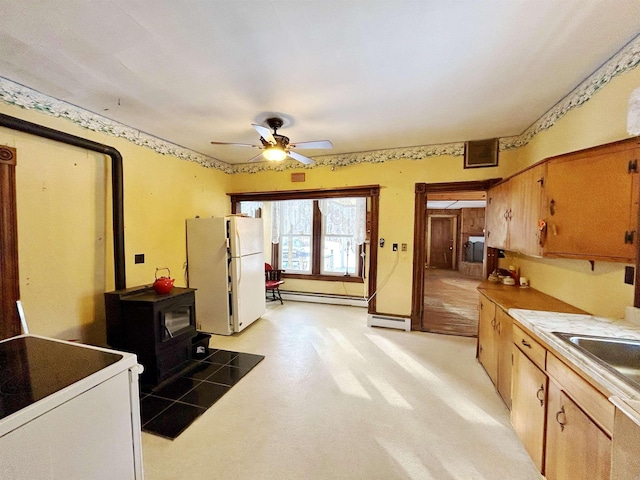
0 113 126 290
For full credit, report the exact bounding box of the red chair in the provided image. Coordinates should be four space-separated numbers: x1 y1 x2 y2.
265 263 285 304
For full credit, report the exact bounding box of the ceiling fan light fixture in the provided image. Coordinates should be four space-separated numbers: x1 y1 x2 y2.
263 146 287 161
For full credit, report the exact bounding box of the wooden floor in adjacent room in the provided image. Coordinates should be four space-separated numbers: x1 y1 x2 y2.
422 267 482 337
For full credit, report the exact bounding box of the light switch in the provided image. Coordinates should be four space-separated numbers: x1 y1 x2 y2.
625 266 635 285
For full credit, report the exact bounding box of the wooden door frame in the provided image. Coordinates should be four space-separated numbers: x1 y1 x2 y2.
0 146 21 339
412 180 499 330
427 215 457 269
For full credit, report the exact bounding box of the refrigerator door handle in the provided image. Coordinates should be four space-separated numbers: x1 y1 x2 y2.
235 227 242 283
235 227 241 256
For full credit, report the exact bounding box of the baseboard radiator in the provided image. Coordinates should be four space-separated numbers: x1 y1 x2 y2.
367 314 411 331
279 291 367 308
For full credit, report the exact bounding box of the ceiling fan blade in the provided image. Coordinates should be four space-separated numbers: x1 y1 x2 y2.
210 141 261 148
288 150 315 165
246 153 264 163
252 124 276 145
289 140 333 150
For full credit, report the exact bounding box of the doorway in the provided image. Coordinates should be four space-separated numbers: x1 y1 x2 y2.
411 181 497 336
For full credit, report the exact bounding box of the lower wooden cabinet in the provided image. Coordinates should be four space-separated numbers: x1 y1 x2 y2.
612 407 640 479
495 308 512 407
477 293 512 407
545 380 611 480
477 293 498 384
511 346 547 472
477 289 627 476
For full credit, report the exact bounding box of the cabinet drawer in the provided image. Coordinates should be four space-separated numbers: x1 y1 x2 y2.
547 353 614 436
513 324 546 370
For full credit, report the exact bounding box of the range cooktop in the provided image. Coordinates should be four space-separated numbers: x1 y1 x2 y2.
0 336 122 420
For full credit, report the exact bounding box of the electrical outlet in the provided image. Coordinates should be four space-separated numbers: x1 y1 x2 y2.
401 243 407 252
392 243 398 251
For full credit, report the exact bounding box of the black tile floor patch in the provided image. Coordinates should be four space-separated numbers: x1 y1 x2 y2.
140 349 264 440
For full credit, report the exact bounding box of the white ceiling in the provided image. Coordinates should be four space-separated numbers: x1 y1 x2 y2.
2 1 640 165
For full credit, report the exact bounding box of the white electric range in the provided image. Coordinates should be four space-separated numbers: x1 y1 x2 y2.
0 334 144 479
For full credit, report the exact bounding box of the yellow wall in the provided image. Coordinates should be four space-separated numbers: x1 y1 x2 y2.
1 103 230 344
497 66 640 319
230 156 508 315
1 58 639 343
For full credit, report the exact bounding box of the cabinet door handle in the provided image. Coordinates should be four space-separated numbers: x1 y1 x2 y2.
536 385 545 406
549 199 556 216
521 339 531 348
491 318 497 328
555 406 566 431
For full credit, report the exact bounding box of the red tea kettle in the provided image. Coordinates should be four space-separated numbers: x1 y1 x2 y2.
153 267 175 294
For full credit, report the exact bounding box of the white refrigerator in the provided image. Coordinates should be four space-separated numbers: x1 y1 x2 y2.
186 216 266 335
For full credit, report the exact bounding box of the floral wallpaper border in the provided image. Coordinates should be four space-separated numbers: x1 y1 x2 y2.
0 79 234 174
0 34 639 174
500 33 640 151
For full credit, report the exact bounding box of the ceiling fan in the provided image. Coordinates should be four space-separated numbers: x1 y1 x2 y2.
211 117 333 164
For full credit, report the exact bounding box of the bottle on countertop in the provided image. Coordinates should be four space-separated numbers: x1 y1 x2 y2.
508 265 519 284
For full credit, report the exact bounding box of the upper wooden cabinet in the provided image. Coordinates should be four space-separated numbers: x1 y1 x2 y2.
544 138 640 263
488 137 640 263
509 163 546 257
486 163 546 257
485 180 510 250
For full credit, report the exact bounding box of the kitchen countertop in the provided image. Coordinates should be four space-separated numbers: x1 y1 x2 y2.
508 309 640 394
478 281 640 426
478 280 587 314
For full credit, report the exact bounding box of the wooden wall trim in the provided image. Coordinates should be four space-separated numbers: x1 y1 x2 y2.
229 185 380 313
230 185 380 203
0 146 21 340
411 180 500 331
411 183 428 329
368 193 379 314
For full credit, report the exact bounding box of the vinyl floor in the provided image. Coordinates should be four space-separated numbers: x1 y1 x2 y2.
141 302 542 479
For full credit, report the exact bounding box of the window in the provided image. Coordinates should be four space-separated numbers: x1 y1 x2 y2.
238 197 367 279
231 185 379 284
319 198 365 275
273 200 313 274
270 198 365 277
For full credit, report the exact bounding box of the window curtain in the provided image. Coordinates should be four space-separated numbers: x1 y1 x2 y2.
239 201 263 218
318 197 367 245
270 199 314 244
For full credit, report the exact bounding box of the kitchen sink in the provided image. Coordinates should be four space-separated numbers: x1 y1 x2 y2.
553 332 640 390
